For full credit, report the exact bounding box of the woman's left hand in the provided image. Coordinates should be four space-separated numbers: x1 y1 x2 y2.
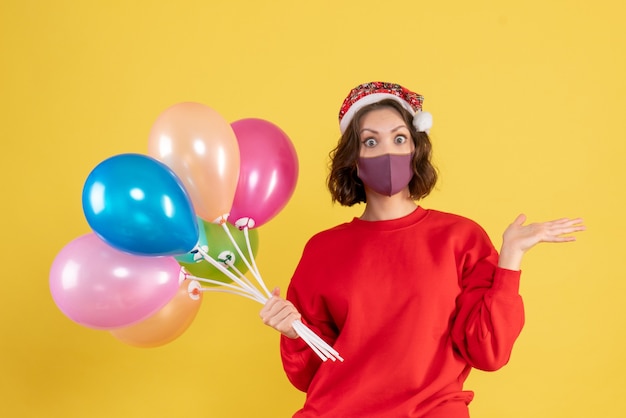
498 214 586 270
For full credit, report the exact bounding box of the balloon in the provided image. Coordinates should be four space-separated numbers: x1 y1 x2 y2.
174 217 208 264
147 102 240 223
110 279 203 348
49 233 182 330
229 118 298 229
177 219 259 285
82 153 198 256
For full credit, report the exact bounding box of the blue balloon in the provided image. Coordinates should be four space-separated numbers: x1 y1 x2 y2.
174 217 208 264
82 153 199 256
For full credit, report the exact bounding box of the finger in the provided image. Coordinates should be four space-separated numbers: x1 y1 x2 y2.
564 218 585 227
547 222 586 236
262 288 285 310
261 298 285 318
513 213 527 226
543 235 577 243
276 305 300 324
267 305 301 328
555 225 586 235
542 225 584 241
260 295 285 317
547 217 585 227
262 298 298 323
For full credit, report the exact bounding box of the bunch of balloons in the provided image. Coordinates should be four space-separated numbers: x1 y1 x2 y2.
49 102 342 361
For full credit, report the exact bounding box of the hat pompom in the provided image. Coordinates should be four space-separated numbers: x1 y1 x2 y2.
413 111 432 133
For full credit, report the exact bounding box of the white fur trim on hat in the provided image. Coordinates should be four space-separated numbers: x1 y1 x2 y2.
339 93 416 134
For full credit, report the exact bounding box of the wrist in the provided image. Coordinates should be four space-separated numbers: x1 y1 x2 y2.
498 247 524 271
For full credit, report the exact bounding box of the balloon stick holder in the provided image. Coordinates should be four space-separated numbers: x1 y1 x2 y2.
186 221 343 362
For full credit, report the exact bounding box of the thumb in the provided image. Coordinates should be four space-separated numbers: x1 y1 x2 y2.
513 213 527 226
271 287 281 297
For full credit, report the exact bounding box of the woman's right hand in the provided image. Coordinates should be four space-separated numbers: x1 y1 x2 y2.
260 287 301 339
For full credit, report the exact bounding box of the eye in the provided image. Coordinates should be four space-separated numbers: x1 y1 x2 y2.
394 135 408 145
362 138 378 148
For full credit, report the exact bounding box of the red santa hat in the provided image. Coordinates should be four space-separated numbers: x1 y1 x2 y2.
338 81 433 135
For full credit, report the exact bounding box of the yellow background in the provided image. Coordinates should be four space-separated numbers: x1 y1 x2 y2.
1 0 623 417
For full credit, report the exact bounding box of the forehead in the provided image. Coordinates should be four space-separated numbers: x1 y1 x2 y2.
359 106 407 131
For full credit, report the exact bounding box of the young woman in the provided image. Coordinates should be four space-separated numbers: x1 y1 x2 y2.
260 81 585 417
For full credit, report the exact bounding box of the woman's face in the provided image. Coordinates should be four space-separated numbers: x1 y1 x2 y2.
358 107 414 158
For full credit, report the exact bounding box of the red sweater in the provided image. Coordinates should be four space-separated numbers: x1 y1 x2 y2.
281 207 524 417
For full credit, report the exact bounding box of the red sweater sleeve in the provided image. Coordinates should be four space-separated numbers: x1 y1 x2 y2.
450 226 525 371
279 320 324 392
280 238 339 392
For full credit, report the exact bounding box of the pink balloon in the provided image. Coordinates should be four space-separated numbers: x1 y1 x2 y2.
229 118 298 229
49 233 182 330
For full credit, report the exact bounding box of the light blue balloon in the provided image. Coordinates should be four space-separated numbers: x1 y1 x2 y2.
82 153 199 256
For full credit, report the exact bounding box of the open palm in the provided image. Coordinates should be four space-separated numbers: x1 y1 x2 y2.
499 214 586 270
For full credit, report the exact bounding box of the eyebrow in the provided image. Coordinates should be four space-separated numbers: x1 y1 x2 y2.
359 125 408 134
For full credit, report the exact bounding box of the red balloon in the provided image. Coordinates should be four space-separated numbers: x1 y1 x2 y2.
229 118 298 229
